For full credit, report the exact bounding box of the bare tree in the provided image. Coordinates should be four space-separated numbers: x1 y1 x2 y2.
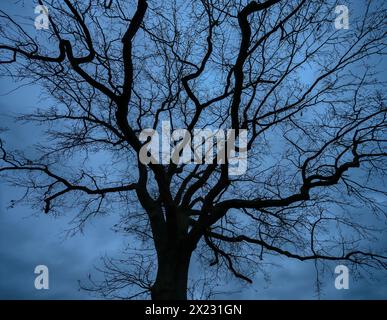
0 0 386 300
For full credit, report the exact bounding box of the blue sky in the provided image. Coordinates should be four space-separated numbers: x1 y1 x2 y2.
0 0 386 299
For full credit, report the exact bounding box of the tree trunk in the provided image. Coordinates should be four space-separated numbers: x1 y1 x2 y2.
151 246 192 300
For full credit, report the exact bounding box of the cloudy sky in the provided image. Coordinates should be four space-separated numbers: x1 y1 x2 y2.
0 0 386 300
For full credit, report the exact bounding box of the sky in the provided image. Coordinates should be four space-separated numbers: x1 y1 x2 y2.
0 0 386 300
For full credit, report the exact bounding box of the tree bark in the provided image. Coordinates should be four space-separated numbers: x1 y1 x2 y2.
151 246 192 300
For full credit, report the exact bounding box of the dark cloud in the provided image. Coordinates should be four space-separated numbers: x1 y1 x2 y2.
0 191 123 299
0 0 386 300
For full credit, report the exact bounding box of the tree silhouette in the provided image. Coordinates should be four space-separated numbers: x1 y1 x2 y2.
0 0 386 300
